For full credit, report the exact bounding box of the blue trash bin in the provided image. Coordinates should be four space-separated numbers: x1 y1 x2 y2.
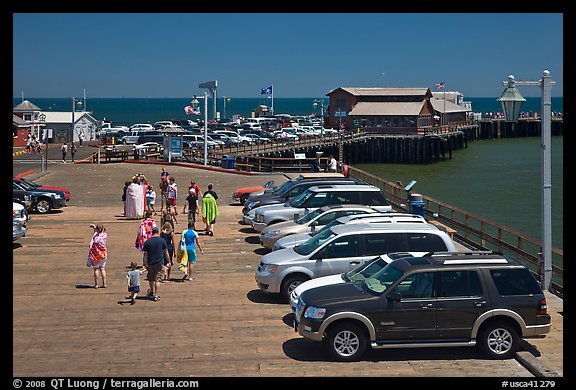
226 157 235 169
409 193 425 218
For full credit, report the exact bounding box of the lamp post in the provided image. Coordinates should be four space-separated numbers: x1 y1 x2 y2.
39 113 46 173
223 96 230 121
498 70 555 291
313 98 324 136
203 92 208 165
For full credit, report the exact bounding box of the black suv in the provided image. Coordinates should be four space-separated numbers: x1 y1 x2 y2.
294 252 551 361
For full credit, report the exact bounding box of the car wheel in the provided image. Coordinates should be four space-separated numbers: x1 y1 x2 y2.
240 194 249 205
281 275 308 303
325 322 367 362
35 198 52 214
478 320 519 359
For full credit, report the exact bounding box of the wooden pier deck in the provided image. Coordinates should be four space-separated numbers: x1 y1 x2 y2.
12 161 563 378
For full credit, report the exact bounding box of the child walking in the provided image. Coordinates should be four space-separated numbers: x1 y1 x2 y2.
126 261 143 305
146 185 157 215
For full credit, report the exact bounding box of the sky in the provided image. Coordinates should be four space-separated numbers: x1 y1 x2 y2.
13 13 564 99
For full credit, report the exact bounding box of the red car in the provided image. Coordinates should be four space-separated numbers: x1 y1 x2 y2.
13 177 71 202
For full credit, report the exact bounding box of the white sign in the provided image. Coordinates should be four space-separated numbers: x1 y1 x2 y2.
294 153 306 160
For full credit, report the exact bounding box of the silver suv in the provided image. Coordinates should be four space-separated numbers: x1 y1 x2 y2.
251 184 393 232
255 222 456 302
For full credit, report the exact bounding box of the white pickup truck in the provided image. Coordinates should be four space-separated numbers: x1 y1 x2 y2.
100 122 130 132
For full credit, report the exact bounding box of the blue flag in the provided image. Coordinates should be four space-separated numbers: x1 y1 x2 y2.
261 86 272 95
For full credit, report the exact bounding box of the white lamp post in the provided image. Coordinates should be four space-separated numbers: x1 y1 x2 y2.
498 70 555 291
223 96 230 120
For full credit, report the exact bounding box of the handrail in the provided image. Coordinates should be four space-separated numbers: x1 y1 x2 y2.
348 166 563 295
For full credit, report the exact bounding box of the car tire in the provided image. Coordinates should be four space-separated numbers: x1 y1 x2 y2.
325 321 367 362
35 198 52 214
280 275 308 303
240 194 249 205
478 320 519 359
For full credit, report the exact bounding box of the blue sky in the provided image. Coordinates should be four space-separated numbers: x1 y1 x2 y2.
13 13 563 98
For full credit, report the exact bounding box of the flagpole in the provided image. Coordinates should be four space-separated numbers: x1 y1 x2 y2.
271 84 274 115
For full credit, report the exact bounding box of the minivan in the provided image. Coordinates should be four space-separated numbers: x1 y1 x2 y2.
255 221 456 302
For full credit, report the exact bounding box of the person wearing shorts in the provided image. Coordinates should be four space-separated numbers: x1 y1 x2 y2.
142 226 169 301
167 177 178 210
182 222 204 281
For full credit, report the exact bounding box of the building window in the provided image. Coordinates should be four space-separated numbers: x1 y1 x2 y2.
23 114 32 122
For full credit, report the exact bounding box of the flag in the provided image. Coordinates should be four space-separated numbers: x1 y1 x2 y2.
261 86 272 95
435 82 445 90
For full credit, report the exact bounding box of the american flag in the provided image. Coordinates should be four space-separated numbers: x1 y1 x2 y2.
435 82 445 90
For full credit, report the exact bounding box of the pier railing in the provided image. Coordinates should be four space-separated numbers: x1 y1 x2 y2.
349 166 563 295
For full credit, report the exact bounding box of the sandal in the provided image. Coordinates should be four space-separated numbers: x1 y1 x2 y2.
100 285 107 288
93 285 99 289
152 295 160 302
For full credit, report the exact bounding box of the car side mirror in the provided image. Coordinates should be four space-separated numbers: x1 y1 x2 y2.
310 220 318 232
386 292 401 302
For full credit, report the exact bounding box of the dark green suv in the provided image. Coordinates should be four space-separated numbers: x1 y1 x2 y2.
294 252 551 361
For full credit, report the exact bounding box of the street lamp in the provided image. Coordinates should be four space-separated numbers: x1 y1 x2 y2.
313 98 325 136
223 96 231 120
498 70 555 291
39 113 47 173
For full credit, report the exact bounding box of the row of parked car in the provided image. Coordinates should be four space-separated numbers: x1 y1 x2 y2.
234 173 552 362
13 176 71 241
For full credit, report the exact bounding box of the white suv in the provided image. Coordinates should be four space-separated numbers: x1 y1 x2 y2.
255 222 456 302
251 184 393 233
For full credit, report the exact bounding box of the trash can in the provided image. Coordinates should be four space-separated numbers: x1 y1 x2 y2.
409 193 425 218
226 157 235 169
221 155 229 168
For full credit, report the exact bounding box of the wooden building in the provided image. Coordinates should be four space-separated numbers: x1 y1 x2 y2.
326 87 470 134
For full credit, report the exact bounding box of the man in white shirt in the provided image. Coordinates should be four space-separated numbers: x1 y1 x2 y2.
327 155 338 173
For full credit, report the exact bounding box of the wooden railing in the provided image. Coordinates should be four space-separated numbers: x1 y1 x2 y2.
349 166 563 295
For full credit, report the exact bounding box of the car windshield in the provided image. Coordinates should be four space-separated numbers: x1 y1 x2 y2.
309 218 344 237
289 189 314 208
14 180 34 191
271 180 295 196
18 178 40 188
293 227 337 256
344 256 389 282
361 263 405 295
296 208 324 225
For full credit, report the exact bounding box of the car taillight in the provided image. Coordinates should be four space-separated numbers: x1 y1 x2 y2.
537 298 548 315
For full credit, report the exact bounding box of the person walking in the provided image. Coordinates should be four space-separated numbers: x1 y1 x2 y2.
126 261 143 304
188 180 202 203
183 187 200 230
61 142 68 163
146 185 157 215
167 176 178 214
160 222 175 281
327 155 338 173
70 142 77 163
159 175 169 209
180 222 204 281
201 184 219 236
125 176 144 219
122 181 130 216
142 226 169 301
87 224 108 289
135 210 157 252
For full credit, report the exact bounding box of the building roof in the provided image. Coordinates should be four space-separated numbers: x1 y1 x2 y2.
39 111 97 124
430 98 471 113
13 114 31 127
13 100 42 112
328 87 430 97
348 101 426 116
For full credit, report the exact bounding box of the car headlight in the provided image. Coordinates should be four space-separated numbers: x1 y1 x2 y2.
304 306 326 319
255 214 264 223
263 230 280 238
262 264 278 273
54 194 62 199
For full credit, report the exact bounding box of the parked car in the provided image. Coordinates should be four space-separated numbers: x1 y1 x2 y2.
242 173 352 221
213 130 254 145
13 201 28 241
208 132 241 147
259 204 381 249
290 251 416 312
130 123 155 131
294 251 551 361
273 212 427 251
232 179 276 205
14 177 71 202
13 181 66 214
255 221 456 302
250 184 393 233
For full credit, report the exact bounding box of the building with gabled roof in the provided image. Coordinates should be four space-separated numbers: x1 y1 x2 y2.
326 87 471 134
